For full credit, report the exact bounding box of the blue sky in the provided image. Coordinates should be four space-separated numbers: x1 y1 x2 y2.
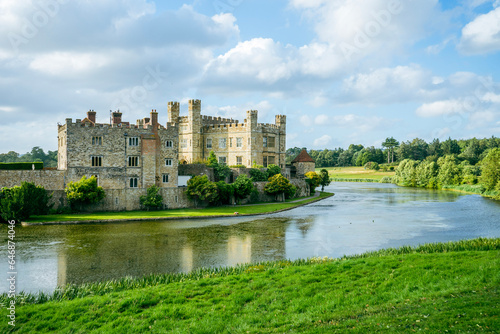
1 0 499 154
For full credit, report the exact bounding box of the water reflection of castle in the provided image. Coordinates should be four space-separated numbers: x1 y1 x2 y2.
57 218 289 286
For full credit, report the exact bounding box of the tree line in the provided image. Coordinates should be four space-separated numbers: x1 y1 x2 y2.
286 136 500 168
0 147 57 167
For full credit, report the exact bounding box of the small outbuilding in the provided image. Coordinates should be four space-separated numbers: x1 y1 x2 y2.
291 149 316 178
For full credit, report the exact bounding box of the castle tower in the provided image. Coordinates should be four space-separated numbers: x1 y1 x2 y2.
186 99 202 162
167 101 179 124
112 111 122 125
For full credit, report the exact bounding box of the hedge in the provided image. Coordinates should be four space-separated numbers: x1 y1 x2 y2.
0 162 43 170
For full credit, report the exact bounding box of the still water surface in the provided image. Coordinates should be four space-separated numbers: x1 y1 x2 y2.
1 182 499 294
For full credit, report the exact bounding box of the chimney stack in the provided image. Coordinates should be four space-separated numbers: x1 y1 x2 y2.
112 111 122 124
87 110 96 123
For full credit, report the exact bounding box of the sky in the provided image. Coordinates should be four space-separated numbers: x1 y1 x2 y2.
1 0 499 154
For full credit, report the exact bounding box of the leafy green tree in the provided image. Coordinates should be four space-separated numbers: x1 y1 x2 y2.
437 155 462 186
206 151 218 167
140 185 163 210
233 174 254 203
319 169 331 191
394 159 419 187
0 182 51 221
185 175 218 207
249 168 267 181
415 160 439 188
305 171 321 195
264 174 296 200
480 148 500 191
215 181 234 206
266 164 281 179
441 137 461 155
382 137 399 163
65 176 105 208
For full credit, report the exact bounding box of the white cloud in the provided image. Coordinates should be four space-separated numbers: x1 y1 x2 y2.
458 7 500 55
313 135 332 147
29 52 110 76
416 99 468 117
300 115 313 127
314 114 329 125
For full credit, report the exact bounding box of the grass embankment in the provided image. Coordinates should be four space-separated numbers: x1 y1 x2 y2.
318 166 395 182
26 192 333 223
2 238 498 333
442 184 500 200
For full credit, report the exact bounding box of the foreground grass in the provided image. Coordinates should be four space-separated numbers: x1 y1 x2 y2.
2 238 498 333
26 192 333 223
319 166 395 181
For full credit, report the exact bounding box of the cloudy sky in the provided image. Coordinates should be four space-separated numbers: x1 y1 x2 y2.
1 0 499 154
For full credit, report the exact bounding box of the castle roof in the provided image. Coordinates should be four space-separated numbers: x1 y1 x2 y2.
291 149 315 163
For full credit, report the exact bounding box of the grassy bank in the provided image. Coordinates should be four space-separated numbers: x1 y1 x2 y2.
2 238 498 333
442 184 500 200
25 192 333 223
319 166 395 181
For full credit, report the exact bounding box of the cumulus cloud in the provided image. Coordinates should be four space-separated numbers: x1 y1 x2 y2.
458 7 500 55
313 135 332 147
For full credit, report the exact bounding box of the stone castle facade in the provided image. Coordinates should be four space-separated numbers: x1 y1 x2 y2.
0 99 301 212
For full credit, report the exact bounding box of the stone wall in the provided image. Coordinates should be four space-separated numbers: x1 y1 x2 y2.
0 170 66 190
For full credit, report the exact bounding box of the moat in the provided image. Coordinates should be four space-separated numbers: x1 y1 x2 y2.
1 182 499 294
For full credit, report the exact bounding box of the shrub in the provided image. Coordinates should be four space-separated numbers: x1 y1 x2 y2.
480 148 500 191
379 176 393 183
0 162 43 170
363 161 379 170
249 168 267 182
185 175 218 207
266 164 281 179
249 188 260 203
65 176 105 208
229 165 246 168
233 175 254 203
215 181 234 206
140 185 163 210
389 166 394 171
0 182 51 221
319 169 331 191
252 161 264 169
264 174 296 200
305 171 321 195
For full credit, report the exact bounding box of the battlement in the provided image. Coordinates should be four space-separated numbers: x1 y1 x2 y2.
201 115 239 125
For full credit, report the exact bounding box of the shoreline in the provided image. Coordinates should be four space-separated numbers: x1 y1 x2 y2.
21 192 334 226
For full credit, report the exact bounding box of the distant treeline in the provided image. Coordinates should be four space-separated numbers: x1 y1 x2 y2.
286 136 500 168
0 147 57 168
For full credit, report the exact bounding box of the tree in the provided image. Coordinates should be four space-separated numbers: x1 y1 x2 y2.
249 168 267 181
185 175 218 207
233 174 254 203
305 171 321 195
382 137 399 163
394 159 419 187
437 155 462 186
140 185 163 210
215 181 234 206
441 137 460 155
264 174 296 201
480 148 500 191
266 164 281 179
319 169 331 191
0 182 51 221
65 176 105 209
206 151 218 167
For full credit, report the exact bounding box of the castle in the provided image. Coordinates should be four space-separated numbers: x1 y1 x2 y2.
0 99 318 212
57 99 286 190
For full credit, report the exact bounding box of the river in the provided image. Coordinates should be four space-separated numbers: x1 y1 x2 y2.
1 182 499 294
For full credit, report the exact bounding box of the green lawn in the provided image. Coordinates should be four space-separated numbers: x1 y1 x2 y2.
2 238 498 333
318 166 395 181
26 192 333 223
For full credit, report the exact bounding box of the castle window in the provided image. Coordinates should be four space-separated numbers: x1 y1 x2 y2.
162 174 169 183
129 177 138 188
128 156 139 167
165 140 173 148
92 136 102 146
236 137 242 148
263 156 275 167
236 156 242 165
206 138 212 149
165 158 173 166
230 138 233 147
129 137 139 146
181 125 188 132
218 156 227 165
181 139 187 149
268 137 275 148
219 138 226 149
263 137 267 148
91 156 102 167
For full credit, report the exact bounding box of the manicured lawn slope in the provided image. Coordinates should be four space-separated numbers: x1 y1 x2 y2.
26 192 333 223
319 166 395 181
2 238 498 333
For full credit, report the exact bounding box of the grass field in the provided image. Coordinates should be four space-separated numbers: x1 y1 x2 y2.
2 238 498 333
317 166 396 181
25 192 333 223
